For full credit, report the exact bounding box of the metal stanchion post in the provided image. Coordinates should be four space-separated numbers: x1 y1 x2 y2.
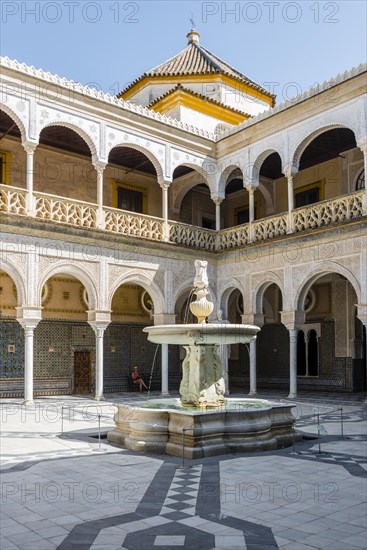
340 407 344 438
92 413 104 452
61 405 64 436
176 427 192 469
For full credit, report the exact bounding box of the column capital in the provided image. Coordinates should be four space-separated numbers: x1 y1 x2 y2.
241 313 264 328
88 310 111 334
245 183 257 193
357 139 367 155
158 179 171 190
16 307 42 330
93 161 107 174
153 313 176 325
280 309 305 330
22 141 38 155
283 163 297 179
356 304 367 325
212 196 223 206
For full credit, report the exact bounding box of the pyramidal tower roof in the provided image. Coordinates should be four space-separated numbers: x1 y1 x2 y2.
119 29 275 100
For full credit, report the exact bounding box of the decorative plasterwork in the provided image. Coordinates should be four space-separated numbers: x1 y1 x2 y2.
0 56 216 140
217 63 367 140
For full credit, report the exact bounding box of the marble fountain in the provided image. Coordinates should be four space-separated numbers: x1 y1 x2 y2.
108 261 295 458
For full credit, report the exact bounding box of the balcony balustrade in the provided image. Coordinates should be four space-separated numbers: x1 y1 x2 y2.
0 184 365 250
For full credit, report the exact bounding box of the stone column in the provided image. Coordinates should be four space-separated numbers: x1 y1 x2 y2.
242 313 264 397
153 313 175 395
358 141 367 213
245 185 255 242
94 162 106 229
88 311 111 401
160 182 170 242
356 304 367 402
16 307 42 405
285 164 296 233
281 310 305 399
213 197 222 231
24 143 37 216
161 343 169 396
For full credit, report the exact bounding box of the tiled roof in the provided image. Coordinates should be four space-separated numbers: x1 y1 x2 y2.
120 43 275 99
148 84 251 118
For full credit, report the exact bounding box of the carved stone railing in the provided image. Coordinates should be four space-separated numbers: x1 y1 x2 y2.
1 185 365 250
104 207 164 241
218 224 249 250
169 221 217 250
292 191 364 233
0 184 27 216
35 191 97 228
253 213 288 242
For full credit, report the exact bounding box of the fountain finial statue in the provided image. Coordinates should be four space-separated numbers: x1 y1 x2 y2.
190 260 213 324
193 260 209 289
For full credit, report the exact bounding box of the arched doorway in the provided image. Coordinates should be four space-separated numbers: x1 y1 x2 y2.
106 283 160 392
297 272 363 392
256 283 288 391
0 270 24 396
37 274 93 395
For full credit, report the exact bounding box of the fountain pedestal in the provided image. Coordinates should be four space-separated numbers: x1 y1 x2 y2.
180 345 224 407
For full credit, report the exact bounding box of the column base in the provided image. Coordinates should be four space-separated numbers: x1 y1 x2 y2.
94 395 105 401
160 392 170 398
248 391 257 397
287 393 297 399
22 399 34 406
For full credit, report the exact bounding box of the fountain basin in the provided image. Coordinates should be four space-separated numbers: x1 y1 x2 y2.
143 323 259 345
107 398 295 459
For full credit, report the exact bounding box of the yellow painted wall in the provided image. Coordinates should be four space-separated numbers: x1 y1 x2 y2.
0 271 17 317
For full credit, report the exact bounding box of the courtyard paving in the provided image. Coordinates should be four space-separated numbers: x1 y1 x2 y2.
0 391 366 550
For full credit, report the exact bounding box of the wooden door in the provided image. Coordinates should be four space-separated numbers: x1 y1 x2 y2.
73 351 92 394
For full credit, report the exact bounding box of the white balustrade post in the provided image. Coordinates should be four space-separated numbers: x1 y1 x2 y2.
249 339 257 397
288 328 298 399
94 163 106 230
161 343 169 396
160 182 170 242
285 165 295 233
24 144 37 216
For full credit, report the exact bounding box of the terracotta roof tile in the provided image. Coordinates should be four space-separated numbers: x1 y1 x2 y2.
119 43 274 99
148 84 251 119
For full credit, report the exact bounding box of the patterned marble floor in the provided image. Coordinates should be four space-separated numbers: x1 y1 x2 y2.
0 392 366 550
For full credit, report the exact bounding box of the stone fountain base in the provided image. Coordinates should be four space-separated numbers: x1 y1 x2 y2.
107 399 295 459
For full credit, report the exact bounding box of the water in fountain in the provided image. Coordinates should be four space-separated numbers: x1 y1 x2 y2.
147 344 160 400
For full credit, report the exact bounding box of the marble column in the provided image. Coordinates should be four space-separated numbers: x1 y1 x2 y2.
161 343 169 396
288 328 298 399
213 197 222 231
246 185 255 242
94 163 106 229
281 310 305 399
249 340 257 397
356 304 367 403
358 141 367 213
93 325 106 400
24 143 37 216
160 182 170 242
285 165 296 233
16 311 42 405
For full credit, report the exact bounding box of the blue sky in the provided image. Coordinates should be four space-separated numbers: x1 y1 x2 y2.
1 1 366 103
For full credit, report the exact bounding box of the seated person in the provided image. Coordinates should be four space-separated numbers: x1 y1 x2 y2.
131 366 148 391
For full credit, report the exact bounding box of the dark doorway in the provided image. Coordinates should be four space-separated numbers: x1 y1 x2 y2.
73 351 92 394
297 331 306 375
308 330 319 376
